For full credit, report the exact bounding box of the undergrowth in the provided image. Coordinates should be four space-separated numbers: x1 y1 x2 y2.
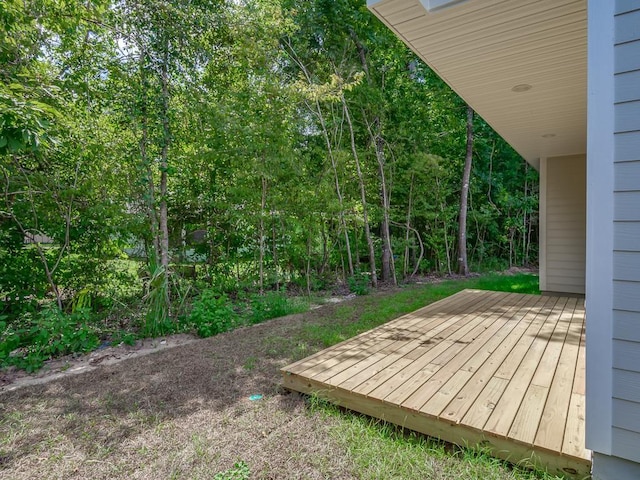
187 289 309 338
0 307 100 372
0 272 536 372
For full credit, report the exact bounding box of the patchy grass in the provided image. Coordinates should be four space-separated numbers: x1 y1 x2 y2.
288 272 540 352
470 272 540 295
0 273 559 480
308 396 562 480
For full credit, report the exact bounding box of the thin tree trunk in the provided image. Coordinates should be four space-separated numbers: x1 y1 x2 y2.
341 95 377 287
404 173 415 278
322 110 354 279
306 234 312 297
259 174 267 294
159 42 170 275
458 105 473 276
523 163 529 265
272 210 279 291
364 116 396 285
347 30 395 285
390 220 423 278
284 44 353 278
320 222 328 275
139 51 160 261
377 138 395 285
443 220 452 275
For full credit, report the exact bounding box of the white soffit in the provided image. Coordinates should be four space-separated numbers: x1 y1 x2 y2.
368 0 587 169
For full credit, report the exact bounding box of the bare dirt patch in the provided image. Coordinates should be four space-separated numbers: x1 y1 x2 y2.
0 334 200 393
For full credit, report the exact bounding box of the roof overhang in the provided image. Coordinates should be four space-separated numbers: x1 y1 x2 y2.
368 0 587 169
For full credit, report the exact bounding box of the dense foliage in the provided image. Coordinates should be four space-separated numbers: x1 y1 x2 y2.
0 0 538 366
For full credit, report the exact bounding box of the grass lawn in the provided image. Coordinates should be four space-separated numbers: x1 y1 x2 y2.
0 272 567 480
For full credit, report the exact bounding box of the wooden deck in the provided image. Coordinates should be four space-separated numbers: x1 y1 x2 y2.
282 289 590 478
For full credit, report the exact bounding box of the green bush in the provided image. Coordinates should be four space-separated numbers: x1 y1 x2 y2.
188 290 238 337
249 291 308 324
0 307 101 372
348 271 370 296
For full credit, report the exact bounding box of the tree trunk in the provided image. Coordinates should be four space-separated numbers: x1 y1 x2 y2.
305 234 312 296
259 174 267 294
139 51 160 261
458 105 473 276
404 172 415 278
272 209 279 291
363 114 395 285
159 42 170 276
287 47 354 279
341 95 377 287
375 136 396 285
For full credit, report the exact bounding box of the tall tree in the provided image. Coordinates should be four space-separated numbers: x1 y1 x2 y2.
458 105 474 276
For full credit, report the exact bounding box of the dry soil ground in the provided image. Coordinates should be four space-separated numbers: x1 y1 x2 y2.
0 301 360 480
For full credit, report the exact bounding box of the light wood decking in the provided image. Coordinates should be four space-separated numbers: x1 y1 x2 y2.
282 289 589 478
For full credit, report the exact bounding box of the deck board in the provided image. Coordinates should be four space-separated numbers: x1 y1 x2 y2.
281 289 590 478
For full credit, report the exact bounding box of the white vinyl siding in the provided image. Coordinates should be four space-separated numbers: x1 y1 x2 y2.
610 0 640 464
542 155 586 295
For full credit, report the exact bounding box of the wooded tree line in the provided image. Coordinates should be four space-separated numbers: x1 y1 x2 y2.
1 0 538 326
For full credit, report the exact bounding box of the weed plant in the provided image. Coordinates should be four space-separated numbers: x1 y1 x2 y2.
188 291 238 337
0 307 100 372
348 271 371 295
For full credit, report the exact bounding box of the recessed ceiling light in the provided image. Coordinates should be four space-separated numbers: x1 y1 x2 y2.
511 84 532 92
541 133 556 138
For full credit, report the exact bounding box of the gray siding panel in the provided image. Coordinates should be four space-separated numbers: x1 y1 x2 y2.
614 221 640 250
614 310 640 341
613 339 640 370
615 40 640 73
616 0 640 15
613 398 640 432
614 161 640 190
613 280 640 312
615 71 640 103
615 8 640 44
615 191 640 220
615 131 640 161
615 100 640 132
614 369 640 402
614 252 640 281
612 427 640 463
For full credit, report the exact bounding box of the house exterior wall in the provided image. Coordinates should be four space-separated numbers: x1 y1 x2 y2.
588 0 640 477
611 0 640 464
540 155 586 295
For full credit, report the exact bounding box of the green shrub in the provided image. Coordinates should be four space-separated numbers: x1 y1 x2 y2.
249 291 308 324
142 261 173 337
348 271 370 296
188 290 238 337
0 307 100 372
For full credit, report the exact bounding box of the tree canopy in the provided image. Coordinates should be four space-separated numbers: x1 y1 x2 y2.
1 0 538 353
